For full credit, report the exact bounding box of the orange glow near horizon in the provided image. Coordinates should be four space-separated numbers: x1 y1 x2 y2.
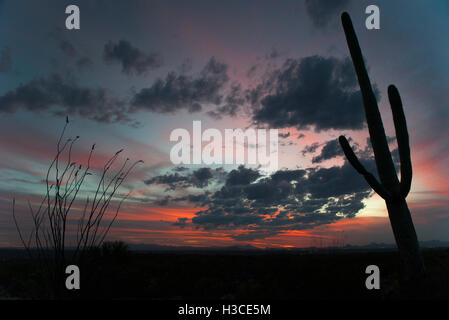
103 214 394 248
118 206 205 222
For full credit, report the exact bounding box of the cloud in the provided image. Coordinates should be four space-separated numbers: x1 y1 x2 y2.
206 83 245 119
103 40 162 75
188 163 372 238
144 172 190 190
144 167 218 190
308 136 400 167
225 165 260 186
131 57 229 113
0 73 134 124
192 167 214 187
251 55 373 131
305 0 352 28
312 138 343 163
302 142 320 156
0 47 12 73
0 55 235 123
157 160 376 240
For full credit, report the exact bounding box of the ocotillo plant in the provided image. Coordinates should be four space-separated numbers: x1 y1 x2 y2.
12 116 143 297
338 13 425 278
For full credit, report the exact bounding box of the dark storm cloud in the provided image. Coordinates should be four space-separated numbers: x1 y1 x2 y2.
103 40 162 75
144 172 189 190
312 138 343 163
270 169 306 183
225 165 260 186
206 83 244 119
144 167 217 190
131 57 229 113
175 193 212 205
306 136 398 167
192 167 214 188
251 55 372 131
166 160 374 239
302 142 320 156
0 47 12 73
173 166 189 172
168 193 213 207
189 163 372 235
303 161 374 199
305 0 352 28
0 74 133 124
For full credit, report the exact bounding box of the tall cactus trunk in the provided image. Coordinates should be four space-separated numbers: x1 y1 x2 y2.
386 198 424 277
338 12 425 280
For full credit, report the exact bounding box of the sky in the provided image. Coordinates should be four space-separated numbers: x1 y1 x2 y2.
0 0 448 248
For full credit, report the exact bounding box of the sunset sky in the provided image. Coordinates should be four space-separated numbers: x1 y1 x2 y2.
0 0 448 248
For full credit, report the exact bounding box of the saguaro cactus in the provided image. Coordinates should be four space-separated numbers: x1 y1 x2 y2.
338 13 425 278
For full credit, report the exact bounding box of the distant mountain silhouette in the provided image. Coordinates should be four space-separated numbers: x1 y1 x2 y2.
125 240 449 252
1 240 448 258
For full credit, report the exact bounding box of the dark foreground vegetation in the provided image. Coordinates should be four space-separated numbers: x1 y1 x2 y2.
0 246 448 300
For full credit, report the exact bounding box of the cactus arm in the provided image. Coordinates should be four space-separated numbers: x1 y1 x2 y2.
339 136 391 200
341 13 399 191
388 85 412 198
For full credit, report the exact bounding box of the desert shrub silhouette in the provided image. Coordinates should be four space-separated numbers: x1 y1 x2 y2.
338 13 425 280
100 240 131 262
